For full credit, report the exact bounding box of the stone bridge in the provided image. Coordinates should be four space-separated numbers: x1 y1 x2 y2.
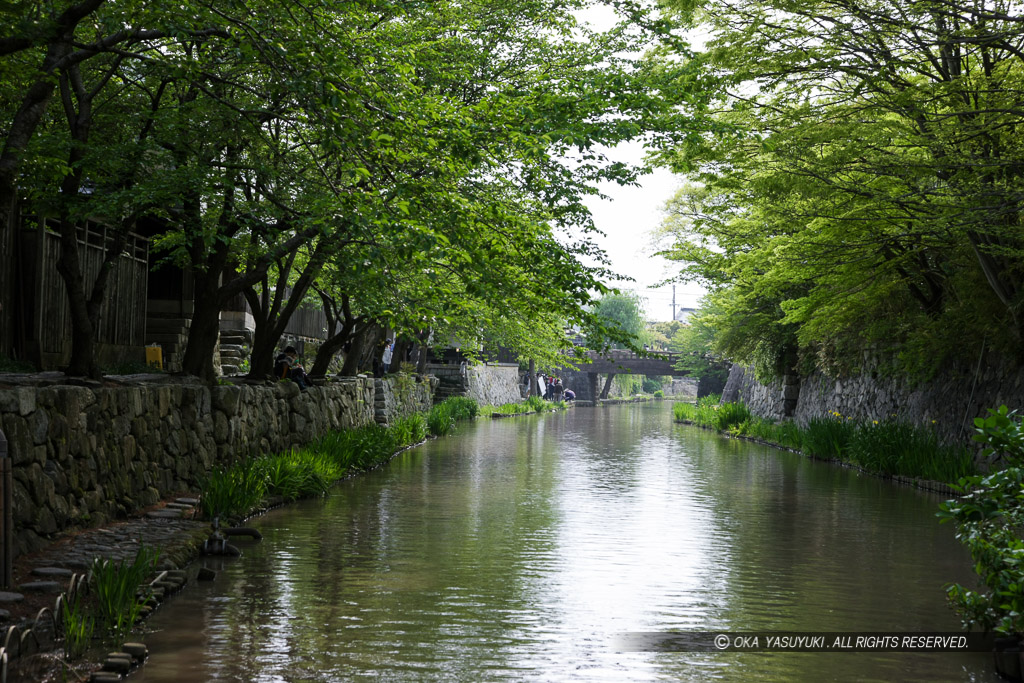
580 349 686 376
567 349 689 400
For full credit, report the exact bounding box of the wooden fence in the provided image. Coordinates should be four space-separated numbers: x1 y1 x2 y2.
33 218 148 355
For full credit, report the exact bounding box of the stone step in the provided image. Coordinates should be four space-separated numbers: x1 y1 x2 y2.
220 335 248 346
221 365 240 376
220 344 246 354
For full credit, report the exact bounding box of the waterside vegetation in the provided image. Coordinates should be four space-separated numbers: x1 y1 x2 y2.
674 396 975 483
940 407 1024 635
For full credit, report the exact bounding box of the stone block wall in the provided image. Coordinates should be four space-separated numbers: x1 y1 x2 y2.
373 375 436 426
465 364 522 406
724 352 1024 445
425 363 523 406
0 374 433 557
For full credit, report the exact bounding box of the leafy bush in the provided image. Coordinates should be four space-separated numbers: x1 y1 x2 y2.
939 406 1024 634
428 402 456 435
0 355 36 373
653 390 665 398
642 377 663 393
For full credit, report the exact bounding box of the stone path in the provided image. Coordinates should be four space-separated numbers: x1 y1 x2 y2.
4 498 212 628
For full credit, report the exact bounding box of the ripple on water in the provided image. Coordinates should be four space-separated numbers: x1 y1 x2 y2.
133 405 997 683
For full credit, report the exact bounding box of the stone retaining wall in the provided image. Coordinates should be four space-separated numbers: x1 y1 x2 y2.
0 374 434 558
465 364 522 406
723 351 1024 444
425 363 523 406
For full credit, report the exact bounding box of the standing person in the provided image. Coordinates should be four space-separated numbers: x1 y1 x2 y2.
381 338 394 375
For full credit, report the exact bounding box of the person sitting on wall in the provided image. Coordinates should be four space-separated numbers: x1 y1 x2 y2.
274 345 309 391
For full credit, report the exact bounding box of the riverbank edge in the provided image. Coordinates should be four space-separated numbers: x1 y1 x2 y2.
19 396 565 679
9 431 435 682
674 418 962 497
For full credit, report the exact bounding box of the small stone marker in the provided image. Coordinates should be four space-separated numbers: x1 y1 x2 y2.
31 566 73 577
122 642 148 660
0 591 24 603
102 655 131 673
18 581 61 593
90 673 122 682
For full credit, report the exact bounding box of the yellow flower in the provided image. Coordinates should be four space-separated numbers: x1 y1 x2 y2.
872 420 878 425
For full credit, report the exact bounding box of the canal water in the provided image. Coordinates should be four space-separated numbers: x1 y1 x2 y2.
136 403 997 682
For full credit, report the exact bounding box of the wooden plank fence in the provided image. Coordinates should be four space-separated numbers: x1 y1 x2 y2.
35 218 148 354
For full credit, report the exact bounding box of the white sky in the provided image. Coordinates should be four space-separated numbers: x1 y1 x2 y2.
575 3 709 323
580 144 706 322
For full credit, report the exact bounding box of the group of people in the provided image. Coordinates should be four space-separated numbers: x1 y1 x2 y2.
532 373 575 402
275 336 398 389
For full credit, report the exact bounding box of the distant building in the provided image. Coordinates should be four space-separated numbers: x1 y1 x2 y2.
675 307 697 324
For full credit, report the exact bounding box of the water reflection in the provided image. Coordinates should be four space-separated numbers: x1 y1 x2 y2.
136 404 996 682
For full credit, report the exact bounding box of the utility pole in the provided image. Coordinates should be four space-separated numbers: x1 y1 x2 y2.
671 285 676 322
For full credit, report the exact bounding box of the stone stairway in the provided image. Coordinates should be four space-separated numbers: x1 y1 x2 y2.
433 374 468 401
218 331 251 376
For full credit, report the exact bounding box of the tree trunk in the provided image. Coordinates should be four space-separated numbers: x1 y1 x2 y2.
391 338 411 373
340 326 375 376
600 373 615 399
181 269 224 381
528 359 537 397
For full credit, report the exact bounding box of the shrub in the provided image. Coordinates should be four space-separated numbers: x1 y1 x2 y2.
653 390 665 398
642 377 663 393
939 406 1024 634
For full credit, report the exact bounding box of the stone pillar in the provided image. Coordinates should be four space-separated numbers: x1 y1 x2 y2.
588 372 599 402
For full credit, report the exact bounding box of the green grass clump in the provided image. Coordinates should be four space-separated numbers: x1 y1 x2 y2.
427 397 480 435
848 420 974 481
673 401 696 421
525 395 547 413
200 461 267 520
60 589 94 659
91 545 158 638
712 401 751 432
803 415 856 459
